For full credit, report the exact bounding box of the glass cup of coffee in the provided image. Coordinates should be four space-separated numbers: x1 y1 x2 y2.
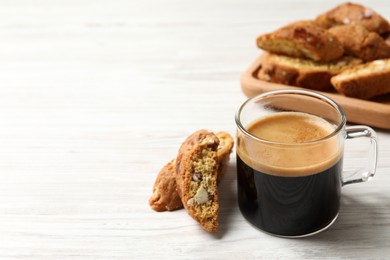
235 89 378 237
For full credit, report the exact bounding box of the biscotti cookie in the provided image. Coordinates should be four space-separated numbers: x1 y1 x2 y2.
328 25 390 61
149 160 182 212
331 59 390 99
315 2 390 34
215 132 234 183
258 52 362 90
256 20 344 62
149 132 234 212
175 130 220 232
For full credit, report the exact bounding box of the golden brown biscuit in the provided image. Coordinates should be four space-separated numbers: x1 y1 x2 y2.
149 132 234 212
328 25 390 61
215 132 234 183
149 160 182 212
175 130 220 232
258 52 362 90
315 2 390 34
256 20 344 62
331 59 390 99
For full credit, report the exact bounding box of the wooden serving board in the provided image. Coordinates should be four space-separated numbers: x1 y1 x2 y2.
240 55 390 129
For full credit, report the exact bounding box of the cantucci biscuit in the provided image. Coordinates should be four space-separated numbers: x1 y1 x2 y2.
256 20 344 62
315 2 390 34
331 59 390 99
328 24 390 61
175 130 220 232
149 160 182 212
258 52 362 90
149 132 233 212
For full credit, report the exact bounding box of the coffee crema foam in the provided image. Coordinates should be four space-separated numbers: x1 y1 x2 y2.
237 112 343 176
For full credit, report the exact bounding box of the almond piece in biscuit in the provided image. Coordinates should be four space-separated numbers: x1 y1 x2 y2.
149 132 234 212
256 20 344 62
175 130 220 232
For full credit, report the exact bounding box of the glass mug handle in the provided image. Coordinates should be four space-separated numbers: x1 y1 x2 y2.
342 126 378 186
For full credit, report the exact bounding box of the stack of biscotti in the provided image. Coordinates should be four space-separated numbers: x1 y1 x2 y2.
148 130 234 233
256 2 390 99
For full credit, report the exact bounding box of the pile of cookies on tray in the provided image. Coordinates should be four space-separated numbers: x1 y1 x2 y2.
256 2 390 100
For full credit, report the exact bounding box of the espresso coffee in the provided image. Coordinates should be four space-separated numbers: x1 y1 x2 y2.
237 112 343 236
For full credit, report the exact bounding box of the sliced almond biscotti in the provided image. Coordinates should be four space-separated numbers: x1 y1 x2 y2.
149 132 234 212
331 59 390 99
215 132 234 183
175 130 220 232
256 20 344 62
328 24 390 61
315 2 390 34
149 160 182 212
258 52 362 90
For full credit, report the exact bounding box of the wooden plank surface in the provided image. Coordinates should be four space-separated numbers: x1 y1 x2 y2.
0 0 389 259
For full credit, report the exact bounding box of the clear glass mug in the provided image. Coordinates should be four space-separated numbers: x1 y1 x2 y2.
235 89 378 237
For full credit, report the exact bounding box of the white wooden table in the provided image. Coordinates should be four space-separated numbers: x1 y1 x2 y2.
0 0 389 259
